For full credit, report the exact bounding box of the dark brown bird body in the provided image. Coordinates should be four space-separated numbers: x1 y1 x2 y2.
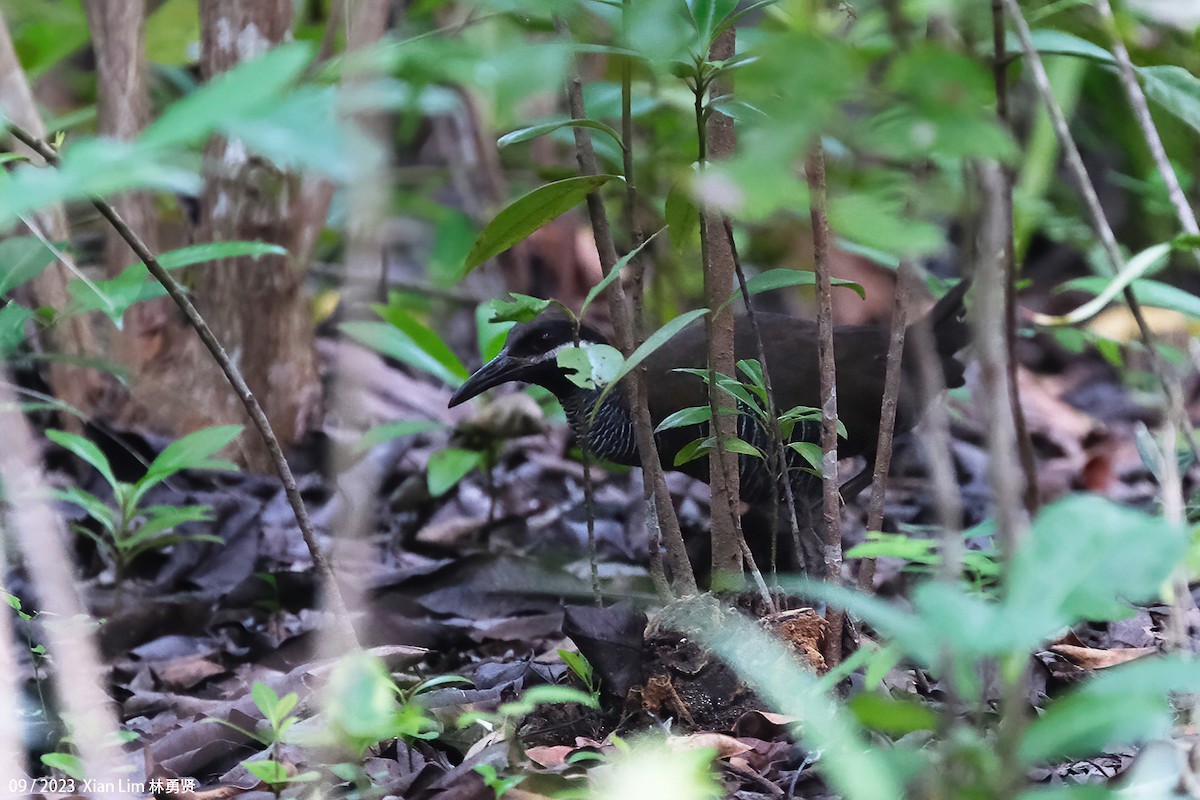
449 281 970 503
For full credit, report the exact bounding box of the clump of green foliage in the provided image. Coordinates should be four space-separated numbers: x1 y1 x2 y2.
49 425 242 579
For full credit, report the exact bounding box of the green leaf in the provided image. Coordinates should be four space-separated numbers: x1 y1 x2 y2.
144 425 242 483
594 308 709 415
1015 29 1114 63
46 429 117 488
475 301 516 361
154 241 290 270
1140 65 1200 137
462 175 620 274
340 320 466 388
0 303 33 358
580 228 664 317
557 343 624 390
53 486 118 533
558 649 594 687
665 182 699 253
486 293 554 324
140 42 314 149
1035 243 1172 326
499 118 623 150
1005 495 1188 637
356 420 444 453
722 436 763 459
655 404 713 433
371 305 469 383
1060 276 1200 321
40 752 86 781
0 236 56 296
687 0 739 47
427 447 484 497
121 505 213 549
848 693 937 735
1019 657 1200 764
673 436 714 466
244 760 290 786
787 441 824 472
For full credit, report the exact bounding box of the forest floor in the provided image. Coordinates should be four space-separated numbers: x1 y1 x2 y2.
14 318 1197 800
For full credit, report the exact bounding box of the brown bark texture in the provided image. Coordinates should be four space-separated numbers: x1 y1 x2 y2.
124 0 323 469
703 29 743 586
0 12 107 424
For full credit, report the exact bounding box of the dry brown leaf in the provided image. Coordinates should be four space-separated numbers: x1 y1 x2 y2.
1049 643 1156 669
525 745 575 768
667 732 753 759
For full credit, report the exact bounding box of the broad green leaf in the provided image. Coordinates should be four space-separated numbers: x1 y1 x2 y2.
0 138 200 228
499 118 623 150
122 505 212 548
665 183 699 253
0 303 32 358
462 175 619 274
356 420 444 453
723 436 763 459
46 429 117 488
68 265 164 326
673 436 713 466
1019 657 1200 764
244 760 290 785
787 441 824 472
140 42 314 148
486 294 554 324
427 447 483 497
594 308 709 415
580 228 664 317
1014 29 1114 63
686 0 739 47
557 343 624 390
133 425 243 508
1005 495 1187 636
475 302 516 361
1033 243 1171 327
371 305 469 382
53 486 118 532
1140 65 1200 136
1060 276 1200 321
848 693 937 735
323 652 403 749
154 241 289 270
40 753 86 781
655 405 713 433
252 681 281 717
720 268 865 312
72 241 291 327
340 320 466 388
0 236 56 295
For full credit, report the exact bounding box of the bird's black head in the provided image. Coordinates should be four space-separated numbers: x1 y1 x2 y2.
448 315 610 407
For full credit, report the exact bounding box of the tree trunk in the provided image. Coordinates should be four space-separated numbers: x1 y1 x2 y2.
119 0 323 469
703 28 744 589
0 12 107 427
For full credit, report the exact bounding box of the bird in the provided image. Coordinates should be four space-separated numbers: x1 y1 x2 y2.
449 280 971 519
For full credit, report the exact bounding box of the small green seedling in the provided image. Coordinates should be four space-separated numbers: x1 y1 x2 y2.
49 425 242 579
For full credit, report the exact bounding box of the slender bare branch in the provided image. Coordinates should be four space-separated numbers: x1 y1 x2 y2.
857 262 915 591
806 144 844 665
1094 0 1200 258
992 0 1040 515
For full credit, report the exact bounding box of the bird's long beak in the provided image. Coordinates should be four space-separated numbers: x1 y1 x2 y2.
449 350 522 407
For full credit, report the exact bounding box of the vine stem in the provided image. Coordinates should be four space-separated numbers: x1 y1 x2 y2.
5 122 357 647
